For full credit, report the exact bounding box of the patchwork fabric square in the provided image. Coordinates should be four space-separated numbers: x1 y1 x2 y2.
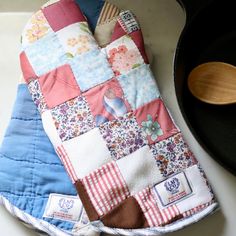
84 78 131 126
80 161 130 216
39 64 81 109
28 79 47 114
42 0 86 32
150 133 197 177
99 112 147 160
20 51 37 83
135 98 179 144
21 10 53 49
116 146 163 195
62 128 112 179
106 35 144 76
24 33 66 76
117 64 160 110
69 49 114 92
51 96 95 141
57 22 98 58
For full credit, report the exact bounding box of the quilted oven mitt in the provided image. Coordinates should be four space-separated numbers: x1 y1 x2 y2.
20 0 218 233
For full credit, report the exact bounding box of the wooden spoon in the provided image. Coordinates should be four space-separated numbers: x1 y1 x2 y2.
188 62 236 105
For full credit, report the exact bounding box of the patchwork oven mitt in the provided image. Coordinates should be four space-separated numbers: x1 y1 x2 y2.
0 0 122 235
20 0 219 234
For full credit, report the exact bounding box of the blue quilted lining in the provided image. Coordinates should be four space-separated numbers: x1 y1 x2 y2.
0 85 77 231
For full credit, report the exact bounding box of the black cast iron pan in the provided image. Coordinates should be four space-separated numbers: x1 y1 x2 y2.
174 0 236 175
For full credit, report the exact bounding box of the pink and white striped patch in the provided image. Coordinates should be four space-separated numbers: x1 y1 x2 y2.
56 145 78 183
182 201 213 218
81 161 130 217
135 188 180 227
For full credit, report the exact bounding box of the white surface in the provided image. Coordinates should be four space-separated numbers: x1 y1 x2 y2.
0 0 236 236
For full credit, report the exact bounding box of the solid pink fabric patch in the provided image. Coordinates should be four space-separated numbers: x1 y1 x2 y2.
20 52 37 83
84 78 131 126
134 99 179 145
130 30 149 64
39 64 81 108
42 0 86 32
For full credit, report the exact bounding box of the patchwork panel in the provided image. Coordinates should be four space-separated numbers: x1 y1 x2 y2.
150 133 197 177
99 112 147 160
116 146 163 195
84 78 131 126
21 10 53 48
20 52 37 83
81 161 130 217
69 49 114 92
51 96 95 141
24 33 66 76
63 128 112 179
134 188 180 227
117 64 160 110
106 35 144 76
135 98 179 145
57 22 98 58
39 64 81 108
42 0 86 31
28 79 48 113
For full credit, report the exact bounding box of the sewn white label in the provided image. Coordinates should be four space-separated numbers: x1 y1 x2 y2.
43 194 83 222
154 172 192 207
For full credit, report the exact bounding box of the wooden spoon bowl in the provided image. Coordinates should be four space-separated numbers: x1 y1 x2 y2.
188 62 236 105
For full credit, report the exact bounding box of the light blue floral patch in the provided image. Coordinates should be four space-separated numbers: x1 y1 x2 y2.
25 33 67 76
69 48 114 92
117 64 160 110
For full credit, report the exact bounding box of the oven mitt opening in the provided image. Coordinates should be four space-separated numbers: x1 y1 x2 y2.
20 0 218 234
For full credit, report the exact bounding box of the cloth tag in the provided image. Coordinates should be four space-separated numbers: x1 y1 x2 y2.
154 172 192 207
119 11 140 33
43 194 83 222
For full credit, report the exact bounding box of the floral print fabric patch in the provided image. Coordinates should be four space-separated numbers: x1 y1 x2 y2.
51 96 95 141
21 10 53 49
106 35 144 76
28 79 48 114
56 22 98 58
150 133 197 177
99 113 147 160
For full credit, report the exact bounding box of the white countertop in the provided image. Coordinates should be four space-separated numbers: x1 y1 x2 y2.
0 1 236 235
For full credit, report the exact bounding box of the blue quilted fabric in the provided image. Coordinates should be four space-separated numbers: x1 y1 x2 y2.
0 85 77 231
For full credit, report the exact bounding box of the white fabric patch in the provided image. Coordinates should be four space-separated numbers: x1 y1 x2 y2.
154 172 192 207
42 110 61 146
177 165 213 213
43 194 83 222
63 128 112 179
153 165 213 213
56 22 98 58
116 146 163 195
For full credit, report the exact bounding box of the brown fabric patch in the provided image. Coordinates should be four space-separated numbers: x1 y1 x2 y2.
75 180 99 221
101 196 149 229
